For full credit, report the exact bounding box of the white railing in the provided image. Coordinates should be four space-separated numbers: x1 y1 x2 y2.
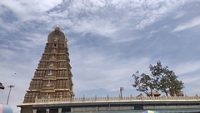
34 96 200 104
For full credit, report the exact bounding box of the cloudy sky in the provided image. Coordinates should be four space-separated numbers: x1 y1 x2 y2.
0 0 200 112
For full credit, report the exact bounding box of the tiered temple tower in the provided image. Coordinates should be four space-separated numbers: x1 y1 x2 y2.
19 27 74 113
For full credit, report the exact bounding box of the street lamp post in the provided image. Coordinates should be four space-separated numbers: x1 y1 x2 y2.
0 82 5 89
120 87 124 98
7 85 14 104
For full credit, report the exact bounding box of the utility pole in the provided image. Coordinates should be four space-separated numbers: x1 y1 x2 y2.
7 85 14 104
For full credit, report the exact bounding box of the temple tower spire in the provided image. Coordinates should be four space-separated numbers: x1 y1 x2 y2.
23 27 74 103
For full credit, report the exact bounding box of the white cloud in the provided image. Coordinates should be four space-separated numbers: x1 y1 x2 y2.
44 0 189 42
71 49 151 94
0 0 191 40
174 61 200 75
0 48 16 60
21 33 46 48
134 0 186 29
174 11 185 19
0 18 19 32
181 74 200 84
72 18 118 38
173 16 200 32
180 73 200 95
0 0 62 21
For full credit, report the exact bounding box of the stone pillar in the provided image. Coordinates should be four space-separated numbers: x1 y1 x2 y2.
58 108 62 113
46 108 50 113
33 109 37 113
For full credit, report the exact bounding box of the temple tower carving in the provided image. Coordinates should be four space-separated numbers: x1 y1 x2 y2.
23 27 74 103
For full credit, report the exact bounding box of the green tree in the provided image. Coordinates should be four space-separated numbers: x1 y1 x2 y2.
132 71 153 96
132 61 184 96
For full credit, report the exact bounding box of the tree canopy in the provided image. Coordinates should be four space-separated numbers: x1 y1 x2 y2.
132 61 184 97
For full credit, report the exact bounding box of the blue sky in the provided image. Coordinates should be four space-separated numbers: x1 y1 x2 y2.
0 0 200 112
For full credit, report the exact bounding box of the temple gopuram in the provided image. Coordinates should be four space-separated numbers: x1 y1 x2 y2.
19 27 74 113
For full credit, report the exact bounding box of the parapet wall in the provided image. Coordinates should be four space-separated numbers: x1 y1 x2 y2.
18 96 200 113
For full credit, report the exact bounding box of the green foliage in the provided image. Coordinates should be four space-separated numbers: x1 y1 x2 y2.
132 61 184 96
